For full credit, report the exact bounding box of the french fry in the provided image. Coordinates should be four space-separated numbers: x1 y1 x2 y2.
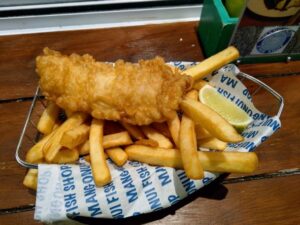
106 147 128 167
52 121 61 131
195 124 212 140
152 122 172 138
37 101 60 134
23 169 38 190
120 122 145 140
179 115 204 179
79 131 133 155
25 133 53 163
180 98 243 143
184 46 239 81
184 92 215 143
125 145 258 173
167 114 180 147
193 80 210 92
182 88 205 177
84 152 108 162
43 112 87 162
134 139 159 147
60 124 90 149
193 80 209 90
51 148 79 163
103 131 133 149
90 119 111 186
185 90 199 101
79 140 90 155
126 145 179 168
198 137 227 151
26 124 62 163
141 126 173 149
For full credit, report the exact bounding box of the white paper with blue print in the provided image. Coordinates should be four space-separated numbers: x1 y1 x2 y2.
34 63 281 223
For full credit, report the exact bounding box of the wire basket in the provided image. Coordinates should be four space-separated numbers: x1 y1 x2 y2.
15 70 284 170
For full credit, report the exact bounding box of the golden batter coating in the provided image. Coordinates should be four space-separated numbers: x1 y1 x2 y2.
36 48 192 125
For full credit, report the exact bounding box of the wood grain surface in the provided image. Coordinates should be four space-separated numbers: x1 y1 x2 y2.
0 22 299 100
1 176 299 225
0 21 299 225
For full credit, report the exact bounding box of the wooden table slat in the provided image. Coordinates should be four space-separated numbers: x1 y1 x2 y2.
1 176 299 225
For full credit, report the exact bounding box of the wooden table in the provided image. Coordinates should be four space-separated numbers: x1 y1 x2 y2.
0 22 299 225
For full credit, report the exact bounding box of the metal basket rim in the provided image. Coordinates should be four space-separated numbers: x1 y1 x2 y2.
15 68 285 169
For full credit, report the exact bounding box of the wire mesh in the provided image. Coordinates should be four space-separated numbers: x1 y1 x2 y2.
15 72 284 169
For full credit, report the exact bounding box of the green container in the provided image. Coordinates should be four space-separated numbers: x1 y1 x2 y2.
199 0 238 57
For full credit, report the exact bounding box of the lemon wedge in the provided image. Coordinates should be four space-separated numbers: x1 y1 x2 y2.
199 85 252 133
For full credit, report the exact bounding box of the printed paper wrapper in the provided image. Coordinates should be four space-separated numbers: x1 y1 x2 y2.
34 63 281 223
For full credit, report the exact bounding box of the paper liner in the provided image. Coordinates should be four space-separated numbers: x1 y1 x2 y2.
34 63 281 223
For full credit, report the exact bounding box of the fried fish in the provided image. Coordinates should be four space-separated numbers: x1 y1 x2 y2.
36 48 192 125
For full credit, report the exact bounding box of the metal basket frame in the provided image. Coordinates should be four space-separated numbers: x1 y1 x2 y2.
15 71 284 170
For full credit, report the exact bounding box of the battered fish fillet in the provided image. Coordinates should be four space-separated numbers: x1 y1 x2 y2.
36 48 192 125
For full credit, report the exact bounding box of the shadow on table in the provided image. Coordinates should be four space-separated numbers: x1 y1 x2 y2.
69 174 229 225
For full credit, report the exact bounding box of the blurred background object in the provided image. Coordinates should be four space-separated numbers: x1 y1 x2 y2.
1 0 299 63
0 0 201 16
198 0 243 58
198 0 300 63
0 0 202 35
225 0 246 17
